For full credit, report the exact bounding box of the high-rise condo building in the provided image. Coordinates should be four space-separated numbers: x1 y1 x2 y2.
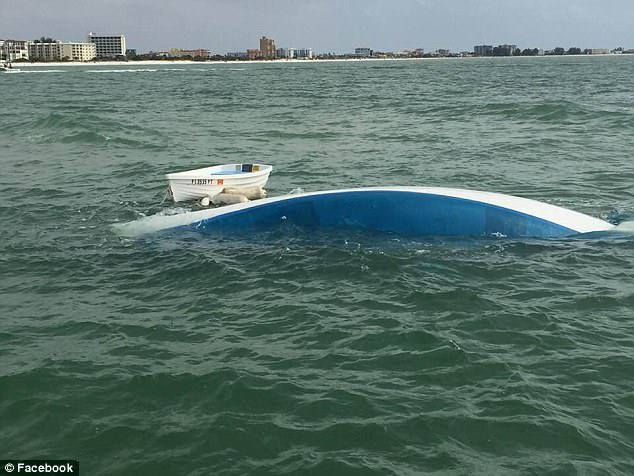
88 33 126 58
259 36 276 59
497 44 517 56
474 45 493 56
295 48 313 59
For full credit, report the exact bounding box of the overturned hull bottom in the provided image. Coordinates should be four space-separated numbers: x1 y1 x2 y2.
116 188 615 239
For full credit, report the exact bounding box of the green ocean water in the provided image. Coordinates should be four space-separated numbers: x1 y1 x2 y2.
1 57 633 475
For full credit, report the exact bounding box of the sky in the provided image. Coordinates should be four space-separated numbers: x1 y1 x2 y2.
1 0 633 54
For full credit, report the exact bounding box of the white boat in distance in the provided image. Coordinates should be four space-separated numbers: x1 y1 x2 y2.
1 62 20 73
166 163 272 202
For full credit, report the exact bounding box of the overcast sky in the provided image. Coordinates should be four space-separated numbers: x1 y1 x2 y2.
2 0 633 54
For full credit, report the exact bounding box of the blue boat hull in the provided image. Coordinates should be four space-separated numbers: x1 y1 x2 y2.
181 189 612 238
116 187 614 239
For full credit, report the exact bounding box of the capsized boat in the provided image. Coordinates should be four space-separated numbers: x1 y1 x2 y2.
116 187 615 238
165 163 272 202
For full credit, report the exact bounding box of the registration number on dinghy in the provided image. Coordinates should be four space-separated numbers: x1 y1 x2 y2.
190 179 223 185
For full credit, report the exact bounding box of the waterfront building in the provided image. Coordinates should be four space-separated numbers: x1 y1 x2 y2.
169 48 211 58
88 32 126 58
136 51 169 59
29 41 96 62
247 49 260 59
474 45 493 56
497 44 517 56
590 48 611 55
277 47 294 59
1 39 29 61
66 42 96 61
226 51 247 59
355 48 372 57
259 36 276 59
276 47 313 59
295 48 313 59
29 42 62 61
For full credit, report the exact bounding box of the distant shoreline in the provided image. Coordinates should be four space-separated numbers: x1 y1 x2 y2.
10 54 631 68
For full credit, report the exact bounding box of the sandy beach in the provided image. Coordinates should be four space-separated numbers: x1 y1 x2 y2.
10 54 628 69
11 57 415 68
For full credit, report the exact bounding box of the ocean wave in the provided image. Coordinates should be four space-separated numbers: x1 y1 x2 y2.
87 68 159 73
15 69 66 74
15 112 168 149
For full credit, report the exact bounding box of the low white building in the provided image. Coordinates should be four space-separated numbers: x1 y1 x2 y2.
28 42 61 61
355 48 372 57
1 39 29 61
29 41 96 62
168 48 210 58
226 51 247 58
65 42 96 61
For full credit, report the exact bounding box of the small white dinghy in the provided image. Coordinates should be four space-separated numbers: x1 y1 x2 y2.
166 163 272 202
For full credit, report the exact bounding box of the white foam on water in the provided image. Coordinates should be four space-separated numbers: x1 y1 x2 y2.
113 207 195 238
613 221 634 233
87 69 158 73
18 69 66 74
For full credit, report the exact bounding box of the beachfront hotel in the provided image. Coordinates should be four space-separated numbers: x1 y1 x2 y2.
29 41 96 62
88 32 126 58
